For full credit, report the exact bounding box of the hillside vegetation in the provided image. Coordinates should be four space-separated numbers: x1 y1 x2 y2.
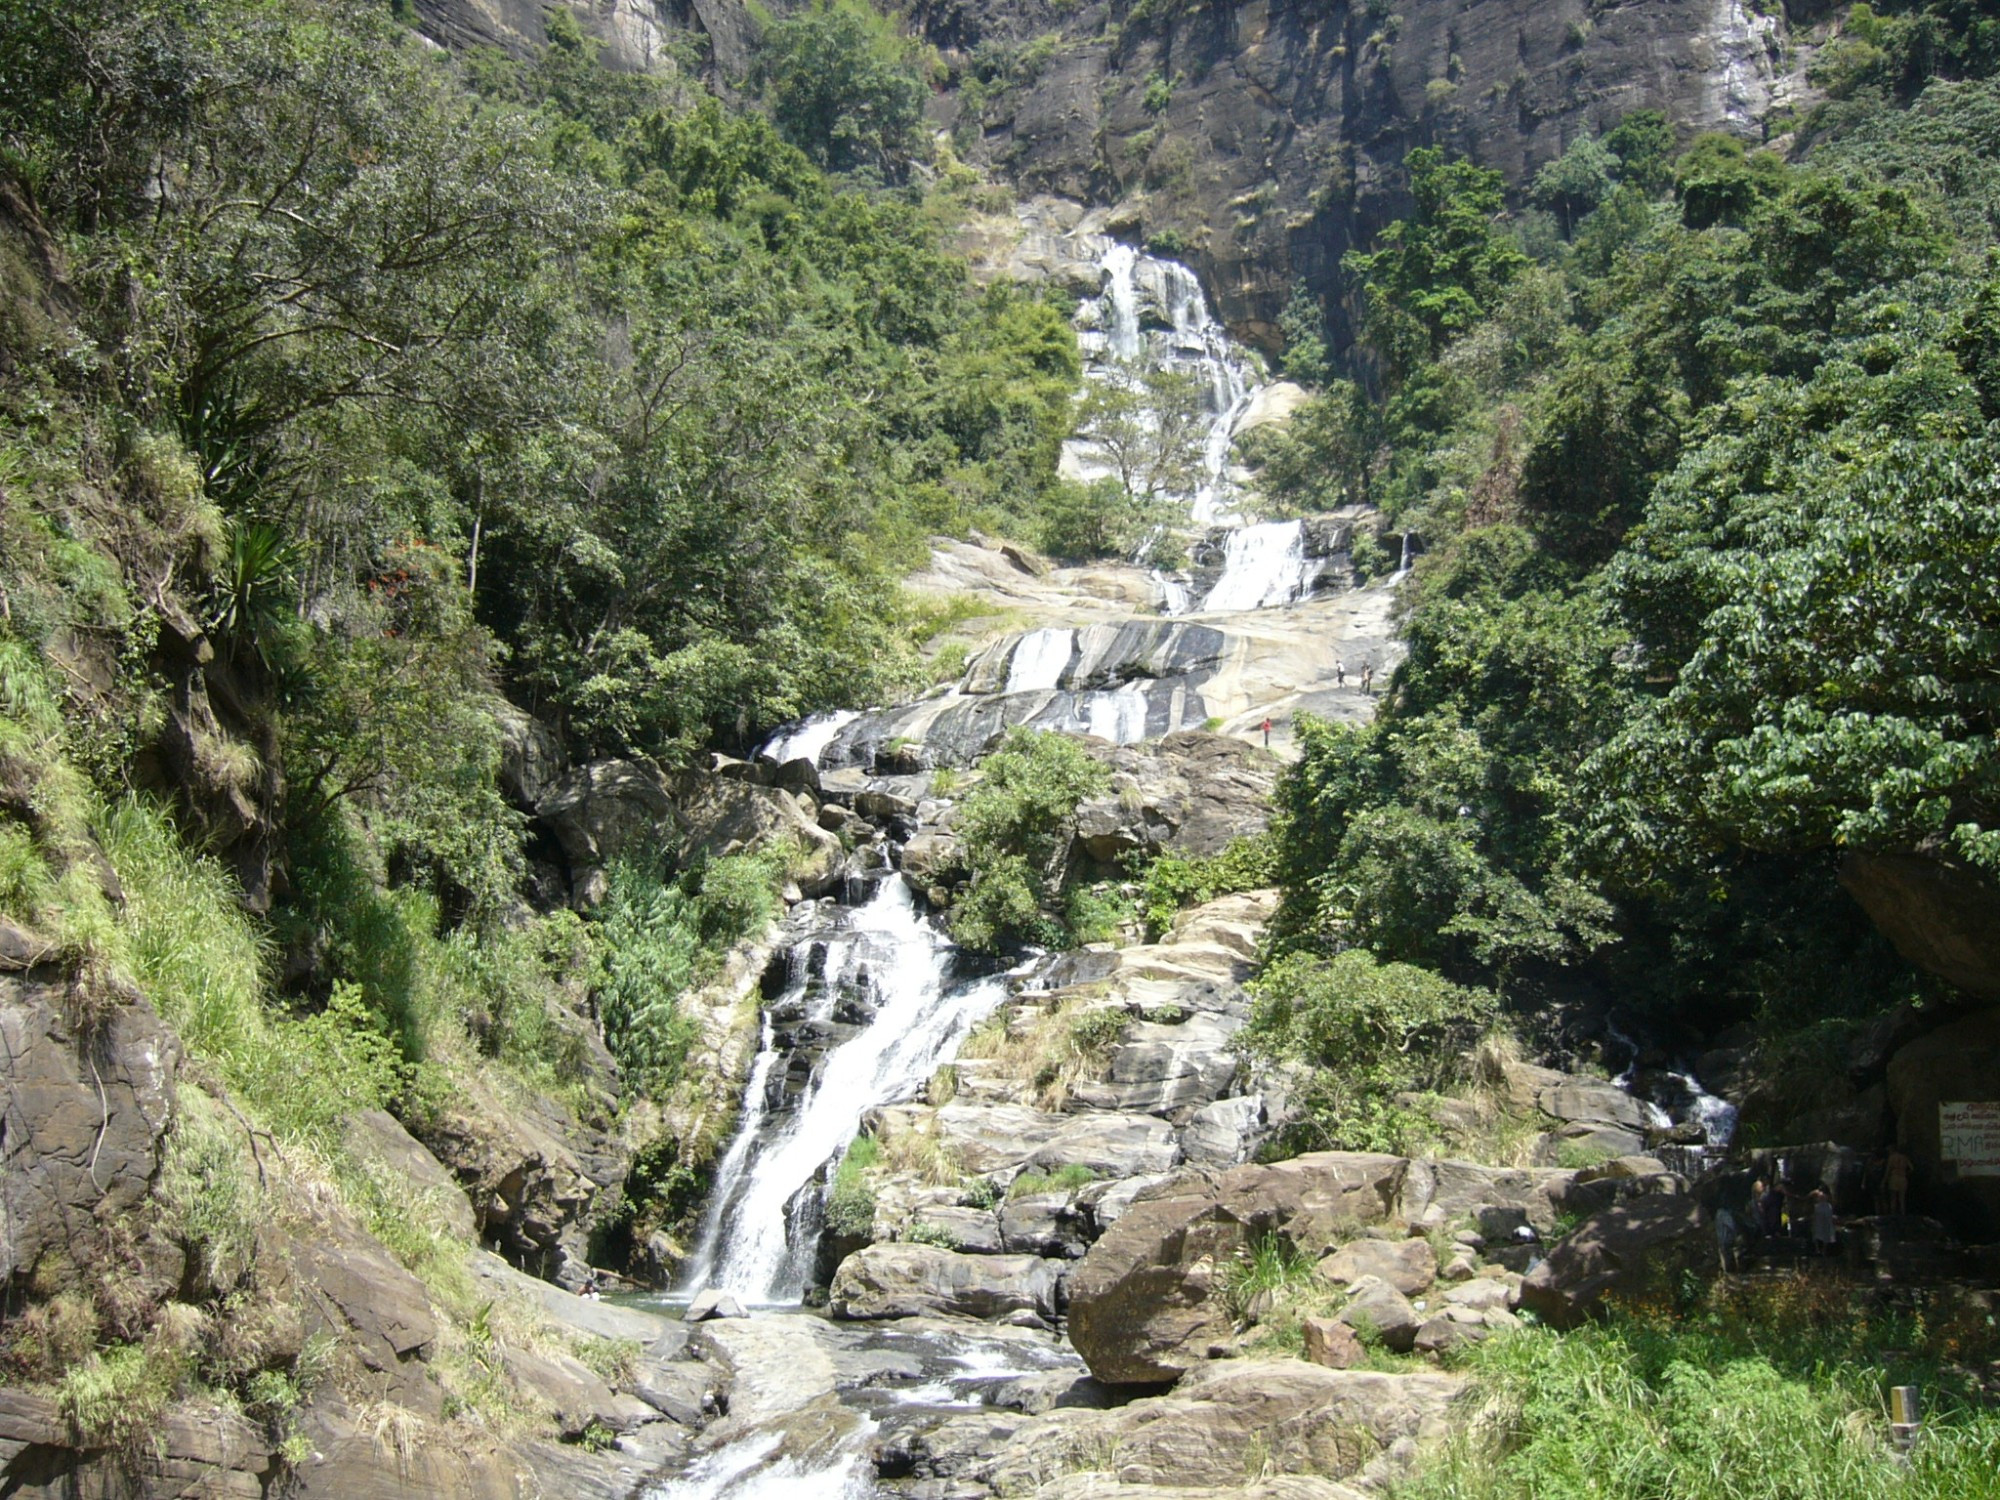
1245 48 2000 1147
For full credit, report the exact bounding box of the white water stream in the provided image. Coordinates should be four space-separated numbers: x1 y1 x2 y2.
681 879 1009 1304
757 709 860 767
1202 519 1316 612
1004 627 1076 694
1065 238 1271 612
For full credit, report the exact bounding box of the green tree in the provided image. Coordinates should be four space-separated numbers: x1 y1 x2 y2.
945 729 1111 950
755 3 928 180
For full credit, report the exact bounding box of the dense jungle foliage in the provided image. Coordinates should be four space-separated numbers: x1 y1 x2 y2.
0 0 1112 1375
1249 2 2000 1149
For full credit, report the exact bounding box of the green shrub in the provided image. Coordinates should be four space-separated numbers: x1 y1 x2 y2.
945 728 1111 952
1006 1162 1097 1198
1219 1232 1315 1320
825 1135 880 1238
1399 1288 2000 1500
1241 949 1495 1155
1133 832 1279 939
596 850 785 1094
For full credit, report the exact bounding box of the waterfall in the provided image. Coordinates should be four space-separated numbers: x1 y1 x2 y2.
1075 682 1150 743
682 878 1009 1305
1004 628 1076 694
1202 520 1315 613
757 709 861 767
1100 241 1142 361
1064 237 1262 609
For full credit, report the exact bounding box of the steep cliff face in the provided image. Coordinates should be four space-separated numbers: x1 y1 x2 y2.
930 0 1804 344
414 0 1810 346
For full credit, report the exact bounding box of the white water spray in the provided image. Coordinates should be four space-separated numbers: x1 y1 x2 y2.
683 880 1008 1304
1004 628 1076 694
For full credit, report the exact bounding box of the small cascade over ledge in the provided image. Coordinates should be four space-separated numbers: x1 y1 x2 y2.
680 875 1009 1305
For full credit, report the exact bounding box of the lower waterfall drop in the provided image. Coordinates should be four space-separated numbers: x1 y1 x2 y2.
681 876 1009 1306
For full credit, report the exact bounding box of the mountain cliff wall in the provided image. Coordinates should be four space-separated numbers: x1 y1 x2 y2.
412 0 1815 344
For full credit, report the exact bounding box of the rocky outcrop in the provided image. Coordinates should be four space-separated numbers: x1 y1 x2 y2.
1318 1234 1436 1297
1072 732 1279 865
1066 1152 1411 1382
1884 1006 2000 1234
415 1072 620 1289
979 1359 1460 1492
1 973 180 1291
1840 850 2000 1003
1518 1196 1708 1328
535 758 842 907
1064 1148 1649 1382
341 1107 478 1241
943 0 1797 348
829 1243 1062 1321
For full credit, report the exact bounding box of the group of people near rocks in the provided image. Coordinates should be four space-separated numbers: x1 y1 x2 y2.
1713 1146 1916 1273
1333 659 1374 693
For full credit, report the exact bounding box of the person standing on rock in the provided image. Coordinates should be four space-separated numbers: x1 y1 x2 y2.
1336 659 1346 688
1360 663 1374 695
1715 1203 1743 1273
1261 716 1272 748
1809 1188 1838 1258
1885 1145 1914 1217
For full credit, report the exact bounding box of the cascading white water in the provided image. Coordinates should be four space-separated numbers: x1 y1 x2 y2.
1005 628 1076 694
757 709 860 767
1076 683 1150 744
651 1429 877 1500
1202 520 1316 613
676 1010 785 1296
684 879 1009 1304
1100 241 1143 361
1064 236 1262 608
1669 1071 1741 1147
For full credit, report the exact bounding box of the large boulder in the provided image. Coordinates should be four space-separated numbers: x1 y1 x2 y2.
1065 1152 1410 1383
1069 1013 1240 1114
828 1244 1060 1322
1181 1095 1269 1169
1518 1196 1708 1328
535 758 675 896
415 1073 619 1289
1335 1276 1421 1353
1840 849 2000 1002
1317 1235 1436 1297
0 973 180 1290
1072 732 1279 864
982 1360 1459 1492
1025 1113 1183 1179
1884 1006 2000 1234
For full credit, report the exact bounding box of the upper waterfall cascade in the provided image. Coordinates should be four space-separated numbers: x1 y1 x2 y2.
1064 238 1325 616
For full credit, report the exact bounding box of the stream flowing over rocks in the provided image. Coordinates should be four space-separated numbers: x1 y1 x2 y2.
622 240 1747 1500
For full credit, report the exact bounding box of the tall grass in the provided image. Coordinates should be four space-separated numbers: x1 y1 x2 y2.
1398 1280 2000 1500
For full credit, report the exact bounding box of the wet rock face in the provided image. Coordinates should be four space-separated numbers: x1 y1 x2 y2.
0 973 180 1291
